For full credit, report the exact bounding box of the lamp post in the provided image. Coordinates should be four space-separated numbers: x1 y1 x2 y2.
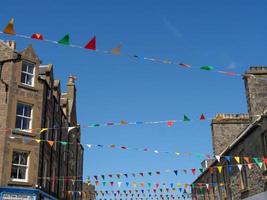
0 52 21 103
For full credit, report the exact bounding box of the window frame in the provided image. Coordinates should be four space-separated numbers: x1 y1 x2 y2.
21 61 35 87
15 102 33 132
10 151 29 182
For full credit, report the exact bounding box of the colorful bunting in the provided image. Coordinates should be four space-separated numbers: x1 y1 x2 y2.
3 18 15 35
200 66 214 71
47 140 54 147
58 34 70 45
111 44 122 55
31 33 44 40
183 115 190 122
84 36 96 50
234 156 240 164
200 114 206 120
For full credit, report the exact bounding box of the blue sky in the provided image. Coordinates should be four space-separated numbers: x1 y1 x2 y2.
1 0 267 198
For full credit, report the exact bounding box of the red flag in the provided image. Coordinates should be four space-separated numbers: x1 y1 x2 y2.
200 114 206 120
31 33 44 40
264 158 267 164
167 120 174 127
191 168 196 175
84 36 96 50
155 183 159 188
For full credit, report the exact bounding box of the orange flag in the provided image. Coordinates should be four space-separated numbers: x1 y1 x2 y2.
48 140 54 147
3 18 16 35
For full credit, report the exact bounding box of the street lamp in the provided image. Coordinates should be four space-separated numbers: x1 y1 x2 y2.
0 52 21 103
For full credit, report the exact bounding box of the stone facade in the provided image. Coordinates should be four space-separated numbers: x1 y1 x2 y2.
192 67 267 200
0 40 83 199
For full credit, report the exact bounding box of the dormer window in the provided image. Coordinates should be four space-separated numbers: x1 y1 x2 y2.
21 61 34 86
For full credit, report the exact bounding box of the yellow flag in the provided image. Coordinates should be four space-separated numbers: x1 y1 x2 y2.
234 156 240 163
217 166 223 173
35 139 41 143
40 128 48 134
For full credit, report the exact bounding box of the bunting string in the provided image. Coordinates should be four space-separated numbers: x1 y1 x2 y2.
0 18 241 77
8 135 267 167
1 113 259 132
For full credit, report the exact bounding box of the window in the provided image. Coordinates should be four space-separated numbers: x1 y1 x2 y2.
240 151 248 190
11 151 29 182
42 159 48 188
21 61 34 86
15 103 32 130
51 167 56 192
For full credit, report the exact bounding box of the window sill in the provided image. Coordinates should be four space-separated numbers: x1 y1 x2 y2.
8 180 32 187
18 84 38 92
12 129 36 137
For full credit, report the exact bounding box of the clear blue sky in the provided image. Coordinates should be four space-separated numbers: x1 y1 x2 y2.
1 0 267 198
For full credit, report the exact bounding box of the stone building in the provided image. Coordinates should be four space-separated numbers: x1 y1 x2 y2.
0 40 83 199
191 67 267 200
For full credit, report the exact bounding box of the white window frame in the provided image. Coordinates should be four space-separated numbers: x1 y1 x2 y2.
21 61 35 87
11 151 29 182
15 103 33 132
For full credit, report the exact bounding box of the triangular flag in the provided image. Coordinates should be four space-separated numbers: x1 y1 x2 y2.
111 44 122 55
253 158 263 168
31 33 44 40
58 34 70 45
95 181 99 186
209 167 214 174
237 164 243 171
148 172 152 176
200 114 206 120
108 174 112 178
244 157 250 164
118 182 122 187
200 66 214 71
174 170 178 176
179 63 191 68
3 18 16 35
103 181 106 186
48 140 54 147
225 156 231 162
234 156 240 164
199 168 204 173
228 166 232 173
191 169 196 175
68 126 76 133
61 141 68 145
110 182 114 186
215 155 221 162
101 175 105 180
183 115 190 122
124 174 128 178
40 128 48 134
139 173 144 177
87 144 92 148
217 166 223 173
263 158 267 164
94 176 98 180
248 163 253 169
167 120 174 127
116 174 121 179
84 36 96 50
35 139 41 143
126 182 129 187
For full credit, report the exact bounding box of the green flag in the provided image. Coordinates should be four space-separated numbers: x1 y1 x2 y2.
183 115 190 122
58 34 70 45
200 66 214 71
